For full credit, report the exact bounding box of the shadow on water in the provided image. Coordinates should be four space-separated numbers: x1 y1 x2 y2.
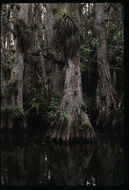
1 134 124 185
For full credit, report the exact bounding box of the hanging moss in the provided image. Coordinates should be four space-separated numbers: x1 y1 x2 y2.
14 18 35 53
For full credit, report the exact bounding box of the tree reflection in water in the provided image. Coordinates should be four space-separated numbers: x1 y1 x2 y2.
1 135 124 185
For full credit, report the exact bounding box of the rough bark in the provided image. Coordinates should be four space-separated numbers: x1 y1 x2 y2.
95 3 117 127
23 3 38 100
35 4 48 91
1 4 10 81
1 5 8 129
46 3 61 95
7 3 30 129
1 5 5 81
46 3 53 50
46 3 96 141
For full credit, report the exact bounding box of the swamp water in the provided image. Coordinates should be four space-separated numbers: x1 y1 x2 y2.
1 134 124 186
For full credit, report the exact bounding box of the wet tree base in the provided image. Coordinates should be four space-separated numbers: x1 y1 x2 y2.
1 108 123 143
31 120 97 144
45 101 97 141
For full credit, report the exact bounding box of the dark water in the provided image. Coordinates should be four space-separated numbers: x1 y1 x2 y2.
1 134 124 186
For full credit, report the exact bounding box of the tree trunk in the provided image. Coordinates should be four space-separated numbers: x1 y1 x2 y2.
46 3 96 141
46 3 53 50
35 4 48 91
23 4 36 101
46 3 61 95
1 4 9 81
95 3 117 127
1 4 13 129
8 3 30 129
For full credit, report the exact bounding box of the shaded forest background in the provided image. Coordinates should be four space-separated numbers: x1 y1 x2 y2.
1 3 124 141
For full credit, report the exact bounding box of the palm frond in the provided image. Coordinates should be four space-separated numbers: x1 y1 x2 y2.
54 8 80 58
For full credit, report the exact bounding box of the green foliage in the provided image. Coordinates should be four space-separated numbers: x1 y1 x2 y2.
61 111 68 121
54 9 80 35
80 4 124 111
24 86 60 125
81 120 89 128
25 101 40 116
49 97 59 110
48 97 60 121
80 37 98 74
91 38 99 47
1 3 124 132
107 22 124 65
107 20 124 100
81 44 92 54
80 44 92 72
25 88 48 116
54 8 80 58
79 119 89 130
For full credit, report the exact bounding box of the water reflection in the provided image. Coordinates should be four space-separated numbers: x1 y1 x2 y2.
1 135 124 185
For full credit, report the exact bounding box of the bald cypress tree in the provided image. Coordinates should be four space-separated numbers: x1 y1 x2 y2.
95 3 118 127
46 3 96 141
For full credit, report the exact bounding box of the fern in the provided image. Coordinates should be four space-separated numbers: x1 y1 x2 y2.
61 112 68 121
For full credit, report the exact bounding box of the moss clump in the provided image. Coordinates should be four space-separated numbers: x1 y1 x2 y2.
81 103 87 112
14 18 35 53
79 120 90 130
1 80 7 99
2 65 11 79
7 79 18 94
